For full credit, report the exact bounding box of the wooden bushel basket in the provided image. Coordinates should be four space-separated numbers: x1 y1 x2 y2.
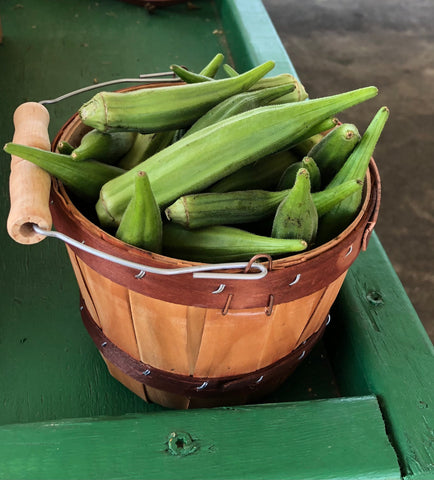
48 89 381 409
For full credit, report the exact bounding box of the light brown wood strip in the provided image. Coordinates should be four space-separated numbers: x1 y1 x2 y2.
297 272 347 345
77 260 140 360
66 247 101 328
128 292 190 374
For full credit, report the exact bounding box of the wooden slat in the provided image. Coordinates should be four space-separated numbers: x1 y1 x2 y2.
0 396 400 480
75 258 140 360
219 0 299 78
297 272 347 344
327 233 434 480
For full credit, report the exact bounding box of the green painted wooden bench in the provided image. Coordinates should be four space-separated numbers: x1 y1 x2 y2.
0 1 432 478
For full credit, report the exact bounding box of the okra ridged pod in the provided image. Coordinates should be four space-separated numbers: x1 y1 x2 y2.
223 65 308 103
327 107 389 189
278 156 321 191
170 54 225 83
317 106 390 243
250 74 308 103
277 160 303 190
117 130 176 170
96 86 378 228
302 156 321 191
117 133 154 170
312 179 363 217
308 123 361 184
199 53 225 77
78 61 275 133
271 168 318 244
170 64 212 83
291 117 340 157
291 133 323 157
71 129 137 164
115 171 162 253
170 54 224 83
208 149 299 193
165 179 363 229
223 64 239 78
184 83 295 137
162 223 307 263
4 143 125 203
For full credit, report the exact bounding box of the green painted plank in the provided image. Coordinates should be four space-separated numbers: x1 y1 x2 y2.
0 396 400 480
325 233 434 480
218 0 299 77
0 0 230 425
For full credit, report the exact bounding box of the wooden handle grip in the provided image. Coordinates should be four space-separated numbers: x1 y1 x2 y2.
7 102 53 244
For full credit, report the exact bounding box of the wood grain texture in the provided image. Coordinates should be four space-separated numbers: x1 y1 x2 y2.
0 396 400 480
326 233 434 480
297 272 346 344
7 102 52 244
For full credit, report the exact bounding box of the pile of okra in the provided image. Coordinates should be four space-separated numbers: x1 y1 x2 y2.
5 54 389 263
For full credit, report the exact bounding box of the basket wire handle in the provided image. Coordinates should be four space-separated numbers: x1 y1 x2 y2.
32 225 269 281
38 71 180 105
8 72 266 280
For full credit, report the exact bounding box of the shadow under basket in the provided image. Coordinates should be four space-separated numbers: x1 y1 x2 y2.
49 107 381 410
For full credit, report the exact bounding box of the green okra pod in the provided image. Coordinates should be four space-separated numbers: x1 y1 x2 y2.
271 168 318 244
223 64 239 78
71 129 137 164
291 117 340 157
170 65 213 83
165 179 363 229
117 130 176 170
115 171 162 253
199 53 225 77
79 60 276 133
4 142 125 203
317 106 390 243
251 74 308 103
302 156 321 191
185 83 296 137
308 123 361 184
96 86 378 228
170 53 225 83
175 62 308 104
278 156 321 191
208 149 299 193
162 223 307 263
327 107 389 189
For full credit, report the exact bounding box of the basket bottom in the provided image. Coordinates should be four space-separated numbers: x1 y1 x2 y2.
80 297 328 409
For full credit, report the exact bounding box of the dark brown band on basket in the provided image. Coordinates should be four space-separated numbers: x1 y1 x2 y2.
79 297 327 398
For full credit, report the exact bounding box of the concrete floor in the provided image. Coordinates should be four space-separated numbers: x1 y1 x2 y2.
263 0 434 341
